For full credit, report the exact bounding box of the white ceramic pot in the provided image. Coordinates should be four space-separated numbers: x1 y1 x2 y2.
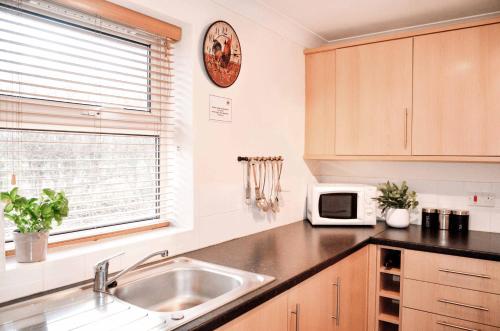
13 231 49 263
386 208 410 228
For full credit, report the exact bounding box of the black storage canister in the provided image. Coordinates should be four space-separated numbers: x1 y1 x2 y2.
422 208 439 230
450 210 469 232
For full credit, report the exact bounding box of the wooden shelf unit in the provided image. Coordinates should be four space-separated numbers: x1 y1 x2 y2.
376 246 404 331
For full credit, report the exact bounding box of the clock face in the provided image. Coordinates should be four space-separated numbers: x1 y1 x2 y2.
203 21 242 88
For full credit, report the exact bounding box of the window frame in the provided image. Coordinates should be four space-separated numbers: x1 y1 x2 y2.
0 1 176 251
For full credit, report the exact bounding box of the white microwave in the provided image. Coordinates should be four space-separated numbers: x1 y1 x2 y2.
307 183 377 226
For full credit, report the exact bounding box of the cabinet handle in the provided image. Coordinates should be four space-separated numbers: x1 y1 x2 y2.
438 268 491 279
331 278 340 326
436 321 480 331
291 303 300 331
438 299 488 311
404 107 408 149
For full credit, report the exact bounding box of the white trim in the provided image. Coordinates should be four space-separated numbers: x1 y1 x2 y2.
210 0 325 48
326 11 500 44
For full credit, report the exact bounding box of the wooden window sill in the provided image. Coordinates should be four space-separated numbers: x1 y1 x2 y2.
4 221 170 257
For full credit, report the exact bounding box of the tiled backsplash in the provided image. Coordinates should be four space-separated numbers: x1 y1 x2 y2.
312 161 500 233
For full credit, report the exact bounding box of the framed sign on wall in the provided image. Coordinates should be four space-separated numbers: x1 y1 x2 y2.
203 21 242 88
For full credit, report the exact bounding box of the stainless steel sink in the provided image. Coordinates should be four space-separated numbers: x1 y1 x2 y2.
0 258 274 331
109 257 275 329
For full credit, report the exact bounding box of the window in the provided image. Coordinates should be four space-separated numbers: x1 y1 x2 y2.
0 0 175 243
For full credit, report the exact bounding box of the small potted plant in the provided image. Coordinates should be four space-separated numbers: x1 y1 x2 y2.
374 181 418 228
1 187 69 263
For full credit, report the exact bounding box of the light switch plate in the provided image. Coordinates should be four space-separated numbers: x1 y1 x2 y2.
468 192 496 207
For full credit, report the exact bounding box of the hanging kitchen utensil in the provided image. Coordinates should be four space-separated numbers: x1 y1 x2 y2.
245 161 251 205
252 161 261 208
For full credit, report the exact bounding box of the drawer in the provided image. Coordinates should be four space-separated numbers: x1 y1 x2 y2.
402 307 499 331
404 250 500 294
403 279 500 327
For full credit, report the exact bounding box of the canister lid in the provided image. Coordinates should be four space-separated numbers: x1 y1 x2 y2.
438 209 452 215
451 210 469 216
422 208 437 213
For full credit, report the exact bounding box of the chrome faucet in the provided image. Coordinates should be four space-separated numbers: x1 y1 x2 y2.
93 250 169 292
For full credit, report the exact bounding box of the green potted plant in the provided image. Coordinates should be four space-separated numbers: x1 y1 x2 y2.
1 187 69 263
374 181 418 228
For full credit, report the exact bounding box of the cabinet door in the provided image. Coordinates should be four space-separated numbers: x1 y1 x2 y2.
217 294 287 331
335 38 413 155
287 266 335 331
332 246 369 331
413 24 500 156
305 51 336 157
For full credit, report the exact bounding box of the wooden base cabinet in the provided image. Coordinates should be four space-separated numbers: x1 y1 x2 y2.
218 246 369 331
332 246 369 331
402 308 499 331
287 265 335 331
217 294 288 331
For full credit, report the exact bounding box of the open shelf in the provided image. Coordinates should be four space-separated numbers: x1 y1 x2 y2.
379 320 399 331
376 247 404 331
380 267 401 276
380 248 401 273
380 273 401 299
379 289 400 300
379 297 400 320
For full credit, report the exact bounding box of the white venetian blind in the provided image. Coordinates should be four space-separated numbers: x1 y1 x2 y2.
0 0 176 241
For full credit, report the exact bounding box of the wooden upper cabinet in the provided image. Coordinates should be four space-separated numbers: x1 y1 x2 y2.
335 38 413 155
305 51 336 157
412 24 500 156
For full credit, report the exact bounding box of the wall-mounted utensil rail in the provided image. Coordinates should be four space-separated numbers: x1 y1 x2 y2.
238 156 284 213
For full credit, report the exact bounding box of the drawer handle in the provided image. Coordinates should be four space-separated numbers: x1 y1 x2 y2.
438 268 491 279
436 321 480 331
438 299 489 311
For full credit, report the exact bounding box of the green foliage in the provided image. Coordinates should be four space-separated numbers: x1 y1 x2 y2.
1 187 69 233
373 181 419 213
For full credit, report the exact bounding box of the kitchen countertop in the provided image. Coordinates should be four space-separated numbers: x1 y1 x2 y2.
3 220 500 330
180 220 386 330
371 224 500 262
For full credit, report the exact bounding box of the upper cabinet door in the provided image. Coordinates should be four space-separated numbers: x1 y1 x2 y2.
305 51 336 157
335 38 413 155
413 24 500 156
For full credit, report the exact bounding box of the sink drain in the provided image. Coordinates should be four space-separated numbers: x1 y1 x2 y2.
171 312 184 321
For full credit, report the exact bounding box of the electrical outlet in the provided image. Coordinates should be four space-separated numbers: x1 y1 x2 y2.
468 192 496 207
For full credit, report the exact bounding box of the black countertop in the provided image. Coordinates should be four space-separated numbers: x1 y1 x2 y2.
178 220 500 330
371 224 500 262
178 221 386 330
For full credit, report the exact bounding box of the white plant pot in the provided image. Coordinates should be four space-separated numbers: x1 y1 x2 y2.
386 208 410 228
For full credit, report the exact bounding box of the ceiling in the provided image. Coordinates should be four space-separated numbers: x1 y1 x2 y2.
257 0 500 42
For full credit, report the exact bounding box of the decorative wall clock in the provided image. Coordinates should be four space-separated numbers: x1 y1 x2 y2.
203 21 242 88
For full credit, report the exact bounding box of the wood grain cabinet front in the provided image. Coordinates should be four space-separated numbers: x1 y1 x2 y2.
335 38 413 156
304 51 336 158
402 307 500 331
403 279 500 327
218 247 370 331
216 294 288 331
412 23 500 156
404 250 500 294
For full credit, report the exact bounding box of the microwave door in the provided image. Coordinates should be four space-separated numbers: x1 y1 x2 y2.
318 193 358 219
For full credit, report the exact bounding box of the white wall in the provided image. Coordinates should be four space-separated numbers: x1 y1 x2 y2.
312 161 500 232
0 0 315 302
